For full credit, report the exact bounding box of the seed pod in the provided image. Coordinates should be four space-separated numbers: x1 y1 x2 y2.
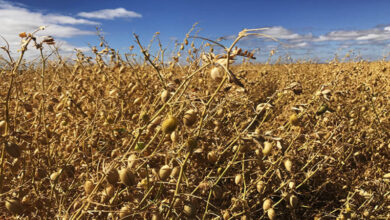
23 103 33 112
39 137 49 145
111 148 121 158
210 67 223 81
170 131 178 143
106 169 119 185
148 116 162 132
104 185 115 197
207 151 218 163
255 149 263 158
161 90 169 103
134 142 145 151
5 199 23 215
222 210 230 220
159 165 172 180
263 198 273 211
267 208 276 220
63 165 75 179
161 116 178 134
241 215 248 220
256 181 265 193
216 108 224 117
183 204 194 217
289 194 298 208
138 178 148 188
212 185 223 199
316 103 328 115
239 144 249 153
288 181 296 190
186 137 197 151
119 206 131 220
139 111 149 123
21 195 31 206
235 174 243 185
50 171 61 182
0 120 6 135
133 97 142 105
108 89 117 97
183 109 197 127
284 159 293 172
289 114 299 126
26 112 34 120
131 114 138 121
151 212 162 220
173 197 183 208
5 142 21 158
198 181 209 191
33 92 40 101
262 141 273 156
119 168 136 186
127 154 138 169
171 166 180 178
84 180 94 195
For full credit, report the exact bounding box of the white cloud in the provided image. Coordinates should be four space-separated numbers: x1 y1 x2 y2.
253 26 313 42
315 27 390 42
45 14 99 25
239 27 312 49
237 25 390 61
0 0 96 59
286 42 309 48
78 8 142 20
241 25 390 51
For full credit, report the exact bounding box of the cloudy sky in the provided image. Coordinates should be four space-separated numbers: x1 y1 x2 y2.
1 0 390 62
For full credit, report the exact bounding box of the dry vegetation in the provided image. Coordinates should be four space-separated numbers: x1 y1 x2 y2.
0 27 389 219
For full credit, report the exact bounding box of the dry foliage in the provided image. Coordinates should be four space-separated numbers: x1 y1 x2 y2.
0 27 389 219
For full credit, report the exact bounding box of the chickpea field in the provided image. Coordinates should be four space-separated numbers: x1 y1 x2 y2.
0 28 389 219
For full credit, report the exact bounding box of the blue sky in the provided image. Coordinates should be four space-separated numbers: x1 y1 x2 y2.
1 0 390 62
